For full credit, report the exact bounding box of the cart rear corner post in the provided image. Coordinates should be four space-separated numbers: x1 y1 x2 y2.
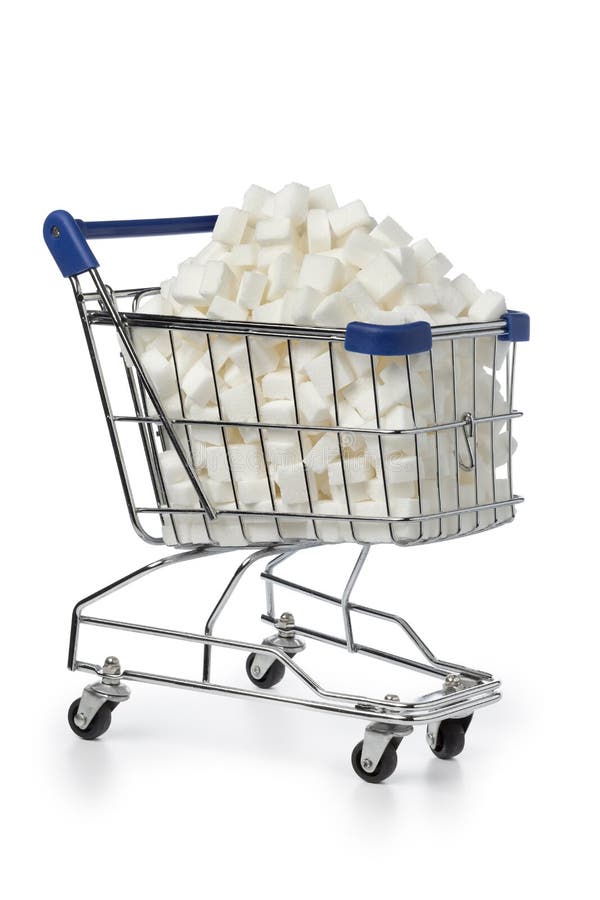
45 209 529 784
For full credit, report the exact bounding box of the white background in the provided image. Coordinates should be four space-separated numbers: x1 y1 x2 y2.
3 1 597 897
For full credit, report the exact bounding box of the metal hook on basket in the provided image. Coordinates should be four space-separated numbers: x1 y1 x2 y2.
458 413 475 471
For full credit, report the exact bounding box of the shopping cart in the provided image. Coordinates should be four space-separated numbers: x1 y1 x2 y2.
44 209 529 782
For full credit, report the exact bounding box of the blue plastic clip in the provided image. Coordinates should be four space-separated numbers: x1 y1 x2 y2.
500 310 530 342
344 320 433 356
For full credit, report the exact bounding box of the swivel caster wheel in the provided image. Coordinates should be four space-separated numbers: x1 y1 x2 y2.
428 714 473 760
67 698 117 740
245 654 286 688
351 738 400 784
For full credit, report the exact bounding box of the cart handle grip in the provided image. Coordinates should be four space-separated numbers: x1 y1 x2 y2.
43 210 218 278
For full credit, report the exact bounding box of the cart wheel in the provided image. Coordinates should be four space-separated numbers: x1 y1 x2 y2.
429 716 472 760
351 739 398 784
67 698 116 740
245 654 286 688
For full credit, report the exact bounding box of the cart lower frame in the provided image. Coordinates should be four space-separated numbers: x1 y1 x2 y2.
69 543 501 781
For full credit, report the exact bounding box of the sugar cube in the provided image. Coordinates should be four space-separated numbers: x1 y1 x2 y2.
309 184 338 210
212 207 248 246
329 200 372 237
370 216 412 248
297 254 344 295
236 271 267 309
307 209 332 254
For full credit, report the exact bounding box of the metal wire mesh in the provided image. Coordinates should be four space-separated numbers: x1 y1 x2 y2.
77 284 522 548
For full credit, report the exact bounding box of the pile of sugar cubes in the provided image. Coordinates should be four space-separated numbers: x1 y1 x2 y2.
134 183 515 547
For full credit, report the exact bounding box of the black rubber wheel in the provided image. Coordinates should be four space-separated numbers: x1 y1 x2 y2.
430 716 472 760
67 698 116 740
351 739 398 784
245 654 286 688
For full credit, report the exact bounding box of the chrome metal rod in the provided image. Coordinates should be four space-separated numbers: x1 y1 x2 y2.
73 660 501 724
260 575 491 680
202 546 290 683
68 546 228 669
76 615 498 715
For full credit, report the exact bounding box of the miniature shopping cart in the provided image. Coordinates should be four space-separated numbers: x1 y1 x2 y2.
44 209 529 782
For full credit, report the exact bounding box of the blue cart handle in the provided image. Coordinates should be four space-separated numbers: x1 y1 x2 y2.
43 209 529 351
43 209 218 278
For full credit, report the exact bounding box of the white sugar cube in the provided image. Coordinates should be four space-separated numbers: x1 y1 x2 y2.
329 200 372 237
274 183 309 225
307 209 332 253
205 479 235 505
275 463 310 505
329 455 374 485
260 399 297 425
200 261 236 301
401 283 437 308
202 446 231 483
257 245 293 269
309 184 338 211
255 217 294 245
212 207 248 246
411 238 437 267
386 304 432 325
469 289 507 322
282 286 323 325
237 478 270 505
262 369 294 400
187 408 223 446
267 251 298 301
340 280 380 320
252 298 284 323
265 435 301 467
297 381 332 425
314 501 352 543
242 185 275 223
385 246 418 284
228 443 265 479
290 339 323 373
297 254 344 295
434 280 467 316
357 253 406 304
304 432 340 474
228 243 258 269
343 376 376 420
342 229 381 268
370 216 412 248
220 383 255 423
420 252 452 282
240 338 281 377
236 271 267 309
172 260 204 305
452 273 481 305
181 359 215 406
139 292 173 316
344 348 372 379
207 295 248 322
194 241 229 265
305 351 334 397
173 341 201 377
338 399 367 429
142 347 177 396
312 292 354 328
222 362 246 388
159 450 187 484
